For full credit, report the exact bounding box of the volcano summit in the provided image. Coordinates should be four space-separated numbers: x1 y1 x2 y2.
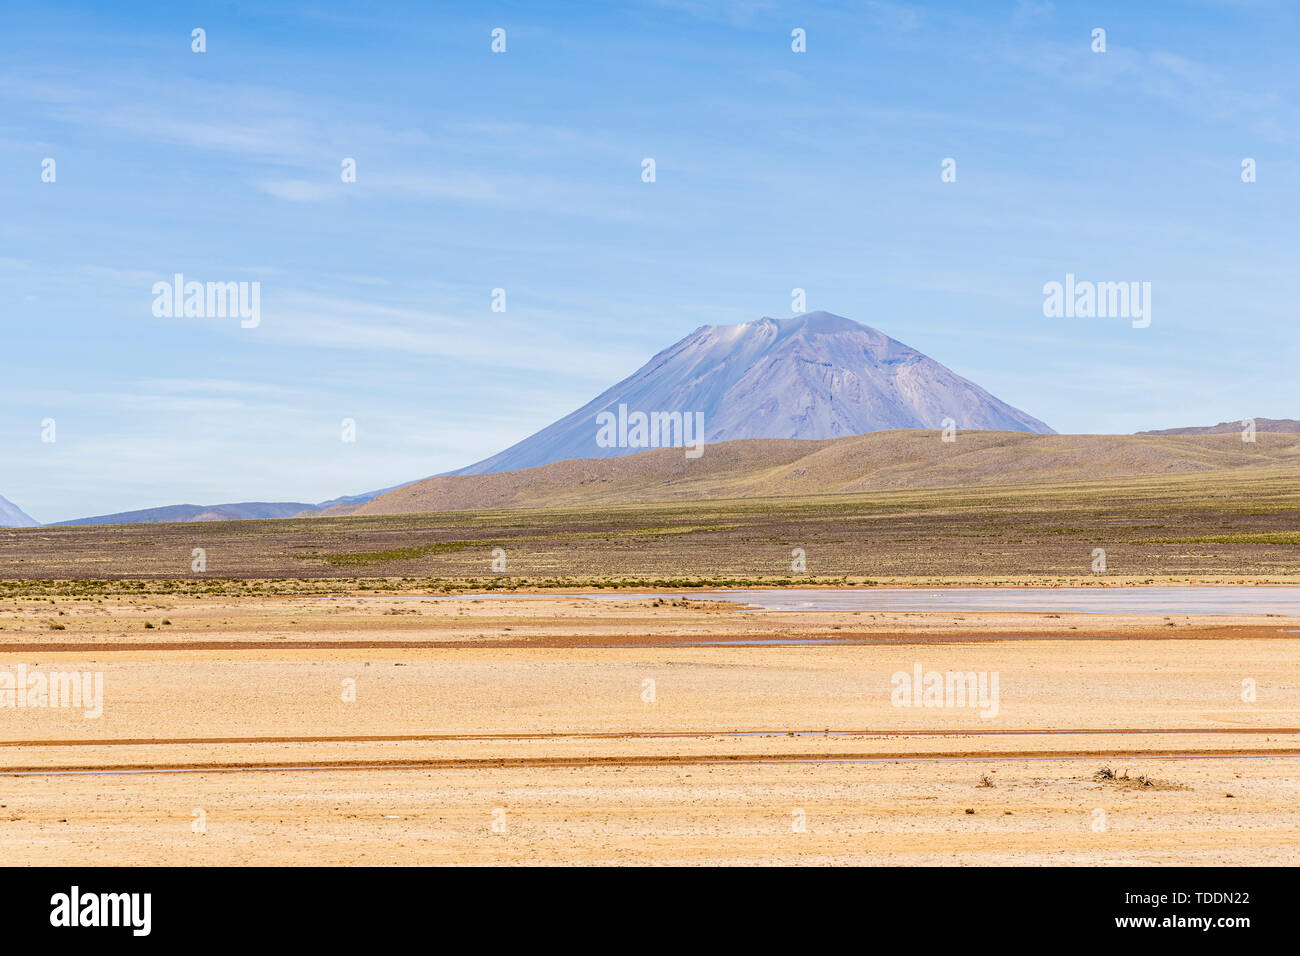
456 311 1053 474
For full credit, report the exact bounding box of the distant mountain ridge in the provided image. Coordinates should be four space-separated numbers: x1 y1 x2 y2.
453 311 1053 475
47 483 407 527
51 501 321 527
1138 418 1300 436
0 494 39 528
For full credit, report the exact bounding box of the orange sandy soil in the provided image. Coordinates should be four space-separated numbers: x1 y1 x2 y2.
0 593 1297 865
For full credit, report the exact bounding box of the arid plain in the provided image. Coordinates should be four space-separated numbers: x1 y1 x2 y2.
2 451 1299 865
1 590 1298 864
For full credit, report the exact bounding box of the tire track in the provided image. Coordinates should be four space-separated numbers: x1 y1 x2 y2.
2 727 1296 748
6 747 1300 777
1 624 1292 653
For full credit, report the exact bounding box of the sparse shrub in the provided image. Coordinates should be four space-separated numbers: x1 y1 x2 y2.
1093 765 1186 791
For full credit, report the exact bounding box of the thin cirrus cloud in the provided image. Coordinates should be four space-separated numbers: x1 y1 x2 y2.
251 169 655 223
263 292 646 384
1001 35 1299 140
252 171 503 205
11 69 645 218
5 70 427 161
254 179 342 202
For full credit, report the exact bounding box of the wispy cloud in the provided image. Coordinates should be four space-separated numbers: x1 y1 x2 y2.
263 292 647 382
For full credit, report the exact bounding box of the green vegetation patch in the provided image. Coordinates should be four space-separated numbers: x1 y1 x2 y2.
322 540 478 567
1134 532 1300 545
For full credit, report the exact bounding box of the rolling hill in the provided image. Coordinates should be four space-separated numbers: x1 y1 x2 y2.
1139 418 1300 436
334 428 1300 516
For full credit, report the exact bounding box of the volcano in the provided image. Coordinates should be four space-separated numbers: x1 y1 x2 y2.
454 311 1052 475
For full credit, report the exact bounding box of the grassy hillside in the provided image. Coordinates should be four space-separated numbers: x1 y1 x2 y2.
3 463 1299 586
337 429 1300 516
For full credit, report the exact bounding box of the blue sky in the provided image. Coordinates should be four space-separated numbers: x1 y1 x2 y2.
2 0 1297 522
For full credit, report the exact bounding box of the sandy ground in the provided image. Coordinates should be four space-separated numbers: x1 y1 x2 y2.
0 593 1297 865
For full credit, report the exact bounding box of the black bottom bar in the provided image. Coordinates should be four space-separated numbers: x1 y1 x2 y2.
0 866 1283 942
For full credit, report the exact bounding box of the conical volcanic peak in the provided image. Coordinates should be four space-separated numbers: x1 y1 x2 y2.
455 311 1052 475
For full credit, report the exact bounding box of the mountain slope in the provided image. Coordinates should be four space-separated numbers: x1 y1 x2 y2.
454 311 1053 475
348 429 1300 516
0 495 39 528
